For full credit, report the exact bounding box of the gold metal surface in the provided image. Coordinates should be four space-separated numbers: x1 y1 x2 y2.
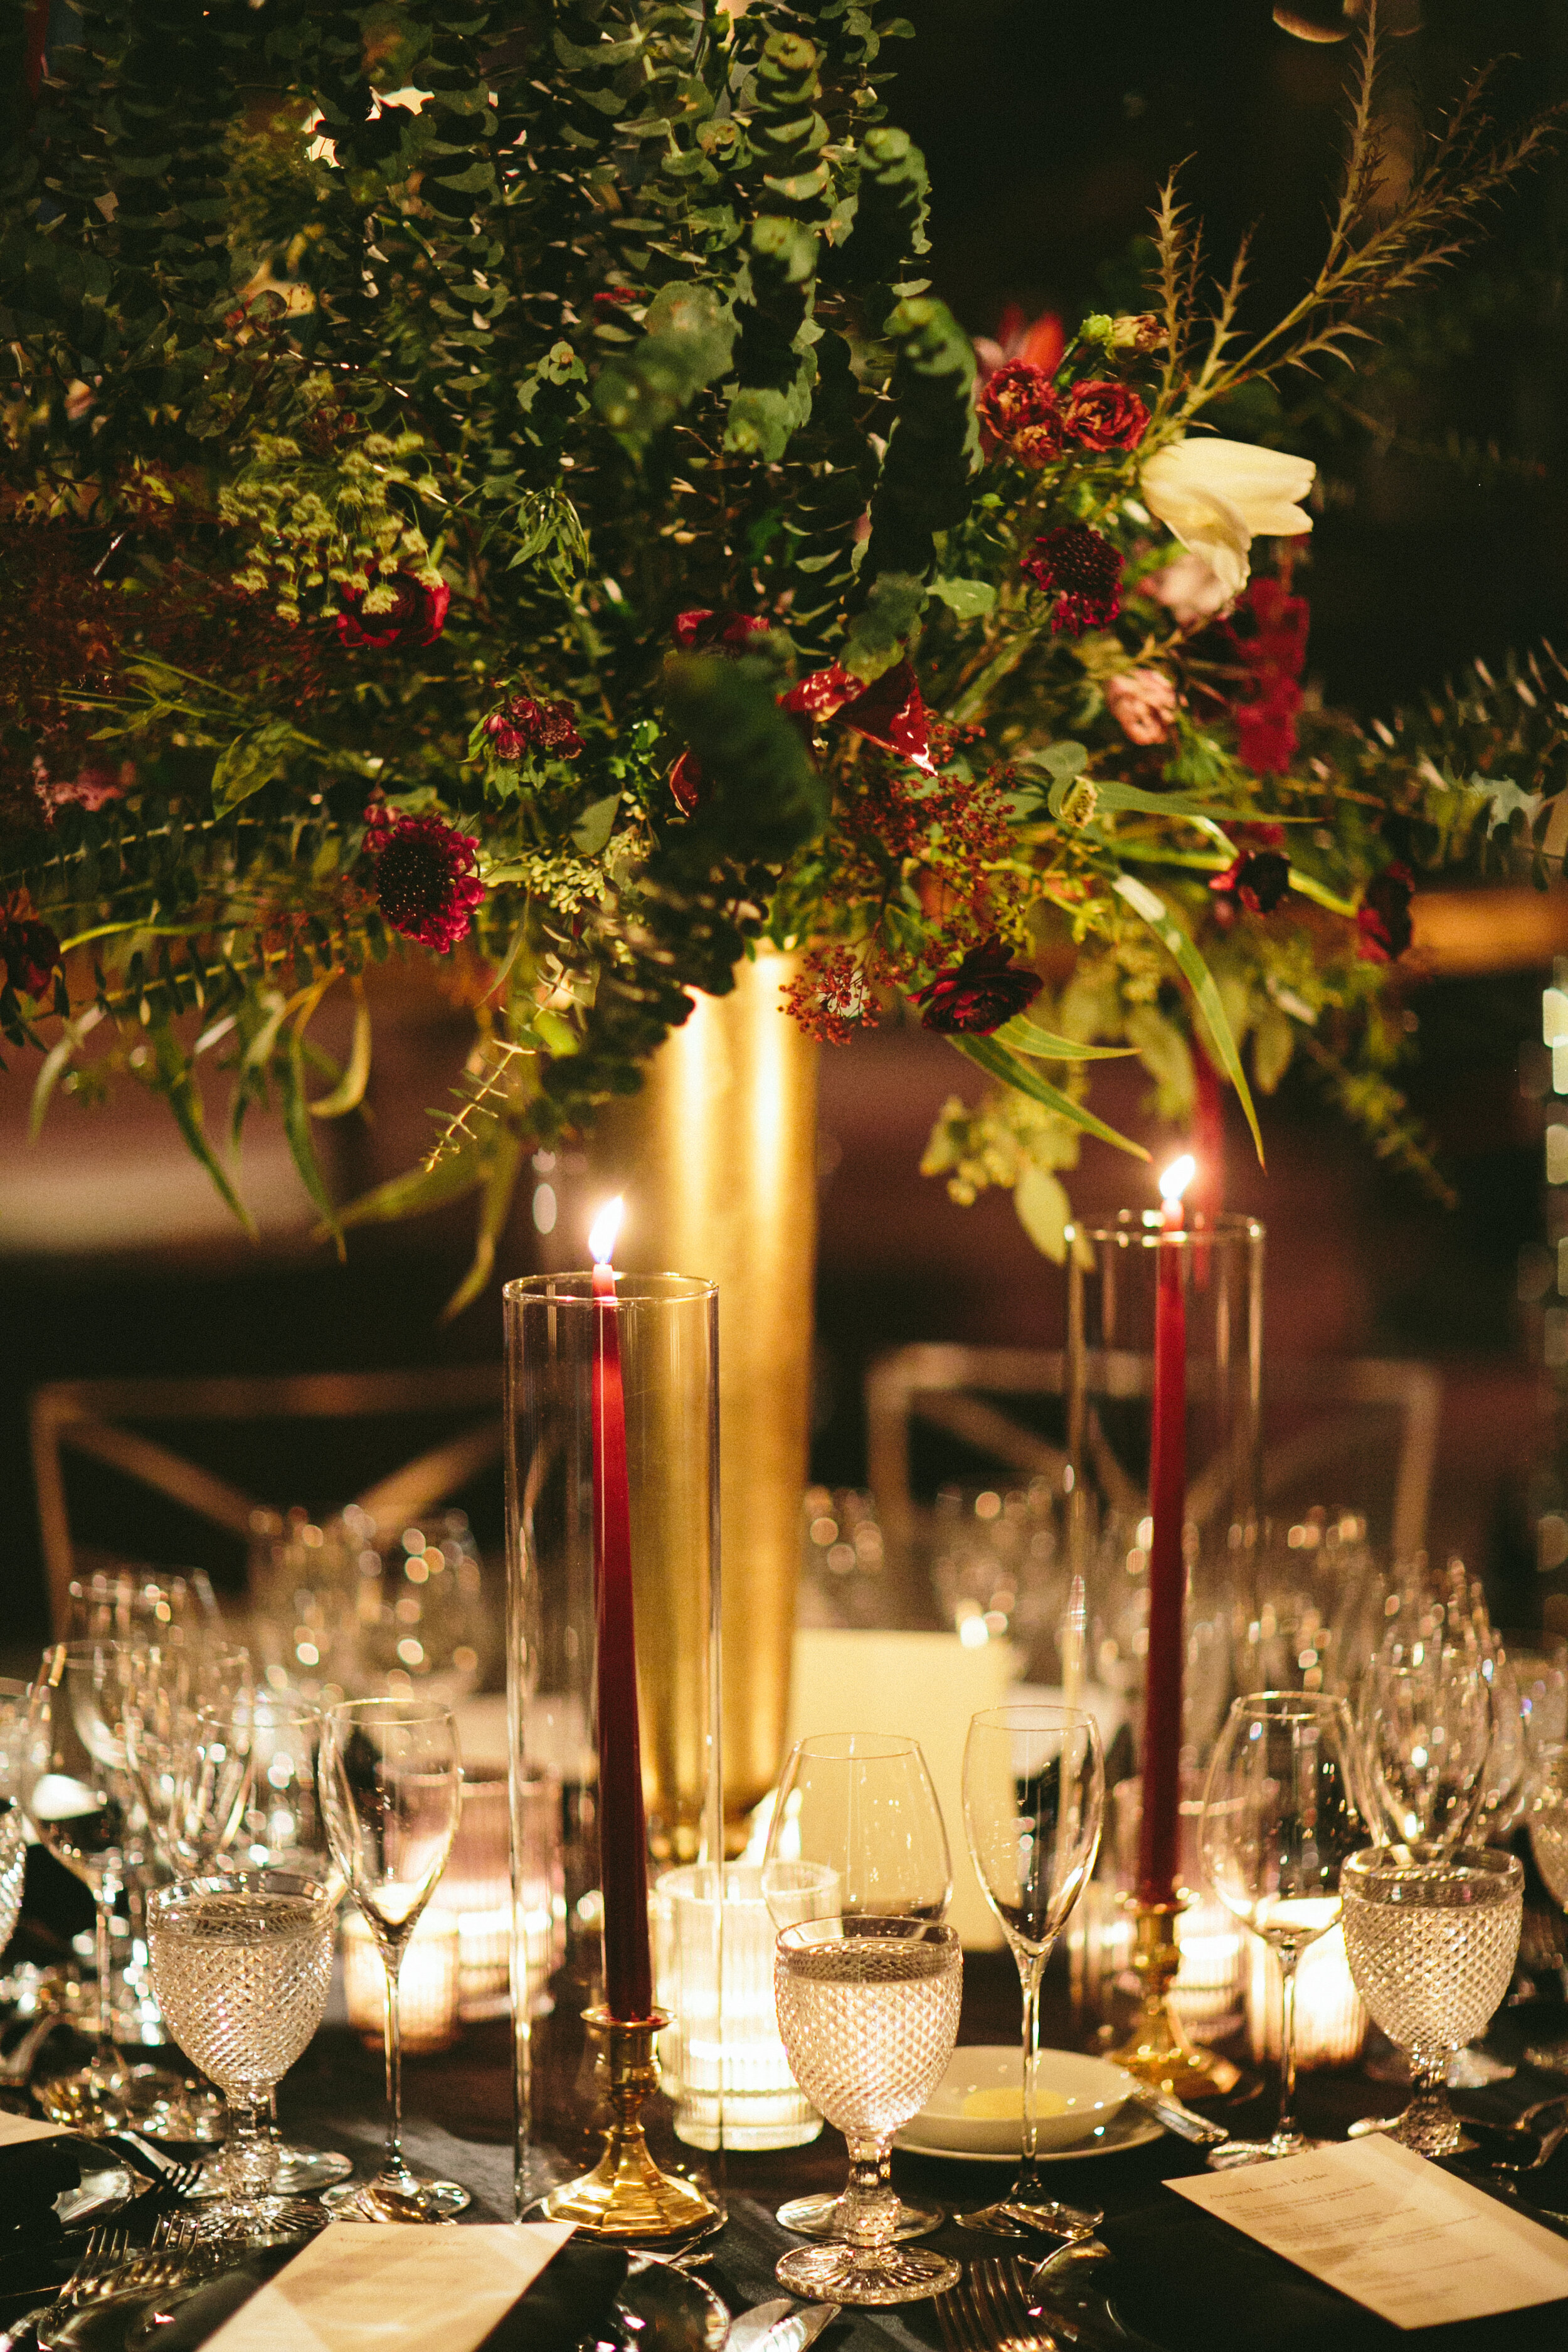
593 950 818 1836
1108 1902 1240 2098
539 2007 722 2242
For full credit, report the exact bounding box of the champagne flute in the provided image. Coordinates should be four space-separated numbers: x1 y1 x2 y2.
761 1732 951 2243
773 1919 963 2307
956 1703 1104 2237
1200 1692 1369 2166
319 1698 467 2222
19 1641 144 2130
147 1868 335 2244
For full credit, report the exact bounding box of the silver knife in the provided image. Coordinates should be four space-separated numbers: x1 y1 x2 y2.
726 2299 842 2352
1127 2084 1231 2148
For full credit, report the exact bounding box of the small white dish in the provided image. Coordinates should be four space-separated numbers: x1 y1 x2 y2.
895 2045 1136 2158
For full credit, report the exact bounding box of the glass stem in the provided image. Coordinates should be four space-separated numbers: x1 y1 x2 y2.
227 2095 273 2208
1276 1947 1301 2145
1015 1942 1048 2195
383 1946 406 2177
92 1888 119 2085
839 2137 899 2247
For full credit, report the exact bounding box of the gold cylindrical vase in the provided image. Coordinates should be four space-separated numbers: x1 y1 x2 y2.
592 948 818 1838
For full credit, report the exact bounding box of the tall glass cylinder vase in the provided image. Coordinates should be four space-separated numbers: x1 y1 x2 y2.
1065 1209 1264 2095
504 1272 724 2237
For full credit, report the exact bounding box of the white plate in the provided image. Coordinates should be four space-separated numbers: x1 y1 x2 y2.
895 2046 1139 2158
894 2102 1162 2164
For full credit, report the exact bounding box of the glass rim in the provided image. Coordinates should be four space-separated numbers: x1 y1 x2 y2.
775 1915 960 1951
970 1703 1097 1731
504 1270 718 1304
1343 1843 1524 1888
787 1731 923 1765
147 1866 336 1910
322 1695 458 1730
1226 1689 1353 1722
1064 1209 1264 1249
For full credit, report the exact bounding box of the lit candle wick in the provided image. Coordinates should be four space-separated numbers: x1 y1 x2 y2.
589 1195 625 1268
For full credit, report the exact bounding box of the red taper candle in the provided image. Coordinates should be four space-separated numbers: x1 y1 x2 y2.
1137 1155 1195 1907
589 1199 654 2020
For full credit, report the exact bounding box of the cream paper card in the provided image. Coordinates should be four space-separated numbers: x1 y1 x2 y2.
0 2110 67 2147
204 2220 576 2352
1170 2134 1568 2330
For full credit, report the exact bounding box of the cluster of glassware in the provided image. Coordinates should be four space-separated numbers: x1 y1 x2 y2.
6 1568 474 2247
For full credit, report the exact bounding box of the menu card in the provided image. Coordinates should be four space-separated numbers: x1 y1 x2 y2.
0 2109 66 2148
205 2220 576 2352
1170 2136 1568 2331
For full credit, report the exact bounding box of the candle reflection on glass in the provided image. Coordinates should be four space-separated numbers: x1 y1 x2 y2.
343 1906 462 2054
1248 1924 1368 2069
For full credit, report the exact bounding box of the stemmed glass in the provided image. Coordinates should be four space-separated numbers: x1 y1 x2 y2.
761 1732 951 2243
0 1680 30 1962
19 1641 146 2131
147 1867 335 2243
319 1697 467 2222
956 1703 1104 2237
1342 1845 1523 2155
1200 1692 1369 2166
1360 1647 1491 1857
773 1919 963 2307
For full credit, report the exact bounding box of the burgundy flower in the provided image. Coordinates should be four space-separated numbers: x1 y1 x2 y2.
914 940 1042 1035
977 363 1064 469
1209 849 1290 919
669 750 704 815
483 695 583 762
780 657 935 774
1230 578 1310 775
1020 526 1123 636
336 573 452 654
1061 379 1150 452
672 608 772 653
362 807 484 953
1357 864 1414 965
972 307 1066 384
1235 681 1302 776
0 909 62 998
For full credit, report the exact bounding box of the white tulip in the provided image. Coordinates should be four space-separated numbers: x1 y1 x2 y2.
1140 436 1316 600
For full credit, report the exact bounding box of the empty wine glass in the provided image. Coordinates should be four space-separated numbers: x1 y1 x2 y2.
1200 1692 1369 2166
1342 1846 1523 2155
123 1641 254 1872
68 1569 223 1645
0 1679 29 1961
1359 1646 1491 1857
761 1732 951 2244
319 1698 467 2221
147 1868 335 2243
956 1703 1104 2237
773 1919 963 2307
1523 1747 1568 2076
19 1641 147 2131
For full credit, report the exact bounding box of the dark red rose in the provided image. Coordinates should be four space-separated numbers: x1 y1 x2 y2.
0 912 61 997
977 363 1064 468
1061 379 1150 452
362 807 484 953
672 608 772 653
1020 526 1123 636
336 573 451 653
1357 864 1414 964
1209 849 1290 919
483 695 583 762
914 940 1043 1035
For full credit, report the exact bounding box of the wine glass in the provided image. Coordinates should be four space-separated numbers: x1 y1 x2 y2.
1199 1692 1369 2166
68 1569 223 1645
761 1732 951 2243
773 1919 963 2307
173 1693 353 2199
19 1641 151 2131
123 1640 254 1871
1359 1646 1491 1858
1522 1747 1568 2075
955 1703 1104 2237
0 1679 30 1962
319 1698 467 2222
1342 1845 1523 2155
147 1868 335 2243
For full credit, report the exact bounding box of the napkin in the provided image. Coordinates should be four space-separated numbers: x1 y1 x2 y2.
203 2222 577 2352
0 2115 78 2246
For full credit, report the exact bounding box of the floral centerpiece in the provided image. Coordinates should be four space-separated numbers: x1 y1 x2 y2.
1 2 1560 1301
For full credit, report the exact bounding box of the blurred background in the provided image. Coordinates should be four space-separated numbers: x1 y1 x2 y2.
7 0 1568 1658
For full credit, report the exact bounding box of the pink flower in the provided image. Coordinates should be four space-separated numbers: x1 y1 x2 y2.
1104 669 1179 746
1142 551 1234 627
362 807 484 953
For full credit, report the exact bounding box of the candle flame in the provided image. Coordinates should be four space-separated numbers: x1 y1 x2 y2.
588 1196 624 1266
1158 1153 1197 1207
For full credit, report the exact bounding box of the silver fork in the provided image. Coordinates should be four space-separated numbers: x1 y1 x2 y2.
972 2260 1059 2351
25 2225 131 2345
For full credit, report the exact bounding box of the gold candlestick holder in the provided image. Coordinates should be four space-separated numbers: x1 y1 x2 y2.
1108 1900 1240 2099
539 2007 723 2242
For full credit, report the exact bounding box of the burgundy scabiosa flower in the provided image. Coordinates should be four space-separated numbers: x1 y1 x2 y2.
336 572 452 653
1209 849 1290 920
363 807 484 953
914 940 1043 1035
1357 864 1415 964
1061 379 1150 452
483 695 583 762
1020 526 1123 636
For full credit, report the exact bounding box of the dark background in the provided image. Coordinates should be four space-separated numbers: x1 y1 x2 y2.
6 0 1568 1656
